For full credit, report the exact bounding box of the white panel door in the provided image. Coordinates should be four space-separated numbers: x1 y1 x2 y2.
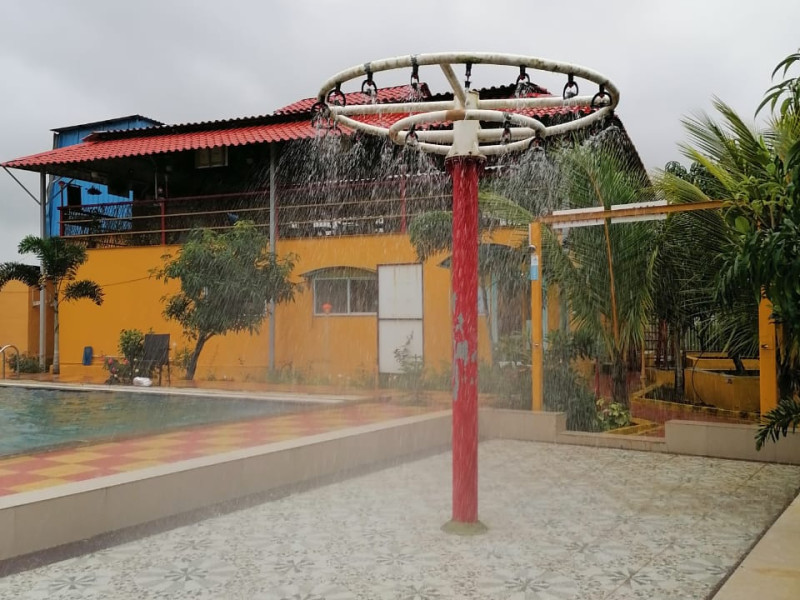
378 264 423 374
378 264 423 319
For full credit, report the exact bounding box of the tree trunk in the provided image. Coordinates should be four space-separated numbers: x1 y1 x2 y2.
611 353 628 409
479 277 495 365
673 326 684 398
52 301 60 376
185 335 209 381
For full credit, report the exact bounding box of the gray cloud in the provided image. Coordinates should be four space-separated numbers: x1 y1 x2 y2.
1 0 798 260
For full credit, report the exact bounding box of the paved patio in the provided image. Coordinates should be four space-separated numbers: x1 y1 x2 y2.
1 439 798 599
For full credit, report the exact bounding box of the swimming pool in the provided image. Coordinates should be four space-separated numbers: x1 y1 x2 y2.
0 386 318 457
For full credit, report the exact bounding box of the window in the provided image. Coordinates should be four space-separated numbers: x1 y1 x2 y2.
66 185 82 207
195 146 228 169
311 267 378 315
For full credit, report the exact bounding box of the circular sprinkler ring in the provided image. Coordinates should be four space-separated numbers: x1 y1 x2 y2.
317 52 619 158
317 52 619 531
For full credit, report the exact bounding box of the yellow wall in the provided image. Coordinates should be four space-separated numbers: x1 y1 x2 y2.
57 233 506 383
0 281 31 355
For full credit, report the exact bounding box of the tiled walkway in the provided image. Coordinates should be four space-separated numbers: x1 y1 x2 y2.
0 402 431 497
1 440 798 599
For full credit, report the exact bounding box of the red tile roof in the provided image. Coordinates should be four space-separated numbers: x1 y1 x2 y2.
2 121 321 169
274 84 432 115
1 83 595 171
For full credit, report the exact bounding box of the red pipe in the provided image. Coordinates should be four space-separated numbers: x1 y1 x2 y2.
446 155 483 524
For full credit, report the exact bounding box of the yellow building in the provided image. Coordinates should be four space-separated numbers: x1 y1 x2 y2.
1 83 631 384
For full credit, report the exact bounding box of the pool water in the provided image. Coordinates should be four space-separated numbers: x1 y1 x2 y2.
0 386 315 457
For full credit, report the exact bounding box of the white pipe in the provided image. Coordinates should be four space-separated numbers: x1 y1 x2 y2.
329 94 594 118
318 52 620 158
317 52 619 110
412 127 536 143
542 106 612 136
387 109 546 143
332 101 455 116
477 95 595 110
439 63 467 106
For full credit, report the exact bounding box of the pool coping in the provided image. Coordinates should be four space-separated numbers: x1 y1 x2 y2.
0 380 360 404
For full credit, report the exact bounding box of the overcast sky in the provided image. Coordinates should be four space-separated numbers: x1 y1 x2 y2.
1 0 798 262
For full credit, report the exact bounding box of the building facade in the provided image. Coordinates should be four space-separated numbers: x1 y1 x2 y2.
1 82 635 384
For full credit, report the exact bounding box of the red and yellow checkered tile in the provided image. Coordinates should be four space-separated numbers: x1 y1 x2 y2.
0 402 433 497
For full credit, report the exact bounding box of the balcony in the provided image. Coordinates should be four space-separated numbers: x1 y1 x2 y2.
57 174 451 247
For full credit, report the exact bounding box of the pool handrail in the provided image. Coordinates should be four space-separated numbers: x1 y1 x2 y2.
0 344 20 379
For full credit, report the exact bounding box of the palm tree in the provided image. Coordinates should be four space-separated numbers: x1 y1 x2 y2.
668 50 800 446
654 166 760 392
544 146 658 408
410 142 657 411
0 236 103 374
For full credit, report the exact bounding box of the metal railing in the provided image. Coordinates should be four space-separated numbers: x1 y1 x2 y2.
57 174 451 247
0 344 20 379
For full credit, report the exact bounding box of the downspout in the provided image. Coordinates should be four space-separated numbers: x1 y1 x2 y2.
39 171 47 371
268 144 277 373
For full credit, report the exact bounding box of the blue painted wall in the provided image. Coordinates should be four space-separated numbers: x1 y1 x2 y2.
47 116 159 237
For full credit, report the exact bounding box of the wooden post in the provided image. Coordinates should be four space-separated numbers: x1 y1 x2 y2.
529 222 543 411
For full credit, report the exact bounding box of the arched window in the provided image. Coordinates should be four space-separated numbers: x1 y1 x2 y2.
304 267 378 315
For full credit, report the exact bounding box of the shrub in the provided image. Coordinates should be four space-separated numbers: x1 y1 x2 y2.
6 353 44 374
393 333 426 401
596 399 632 430
542 331 602 432
104 328 150 384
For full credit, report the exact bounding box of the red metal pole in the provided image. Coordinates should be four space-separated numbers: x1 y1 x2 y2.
446 155 483 526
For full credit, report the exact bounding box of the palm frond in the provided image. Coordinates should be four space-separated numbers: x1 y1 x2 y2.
407 210 452 262
756 397 800 450
0 262 41 289
478 190 535 225
63 280 104 305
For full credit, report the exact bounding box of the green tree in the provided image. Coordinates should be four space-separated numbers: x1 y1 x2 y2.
0 236 103 375
153 221 297 380
656 161 759 393
545 146 658 408
662 49 800 447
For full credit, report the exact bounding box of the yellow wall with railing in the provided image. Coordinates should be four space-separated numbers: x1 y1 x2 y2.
55 231 524 384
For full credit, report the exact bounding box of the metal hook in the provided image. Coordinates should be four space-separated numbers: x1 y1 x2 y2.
410 55 420 90
405 124 419 147
311 101 333 129
326 83 346 107
563 74 579 99
361 65 378 99
590 84 612 108
515 66 534 98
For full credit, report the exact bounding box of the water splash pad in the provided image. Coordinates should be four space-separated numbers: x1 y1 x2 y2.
317 53 620 531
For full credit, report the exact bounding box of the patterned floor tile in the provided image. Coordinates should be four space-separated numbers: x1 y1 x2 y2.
0 440 797 599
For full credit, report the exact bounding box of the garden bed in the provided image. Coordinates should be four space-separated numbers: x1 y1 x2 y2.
631 384 759 425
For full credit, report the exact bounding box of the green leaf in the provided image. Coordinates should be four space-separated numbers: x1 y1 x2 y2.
734 216 751 234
